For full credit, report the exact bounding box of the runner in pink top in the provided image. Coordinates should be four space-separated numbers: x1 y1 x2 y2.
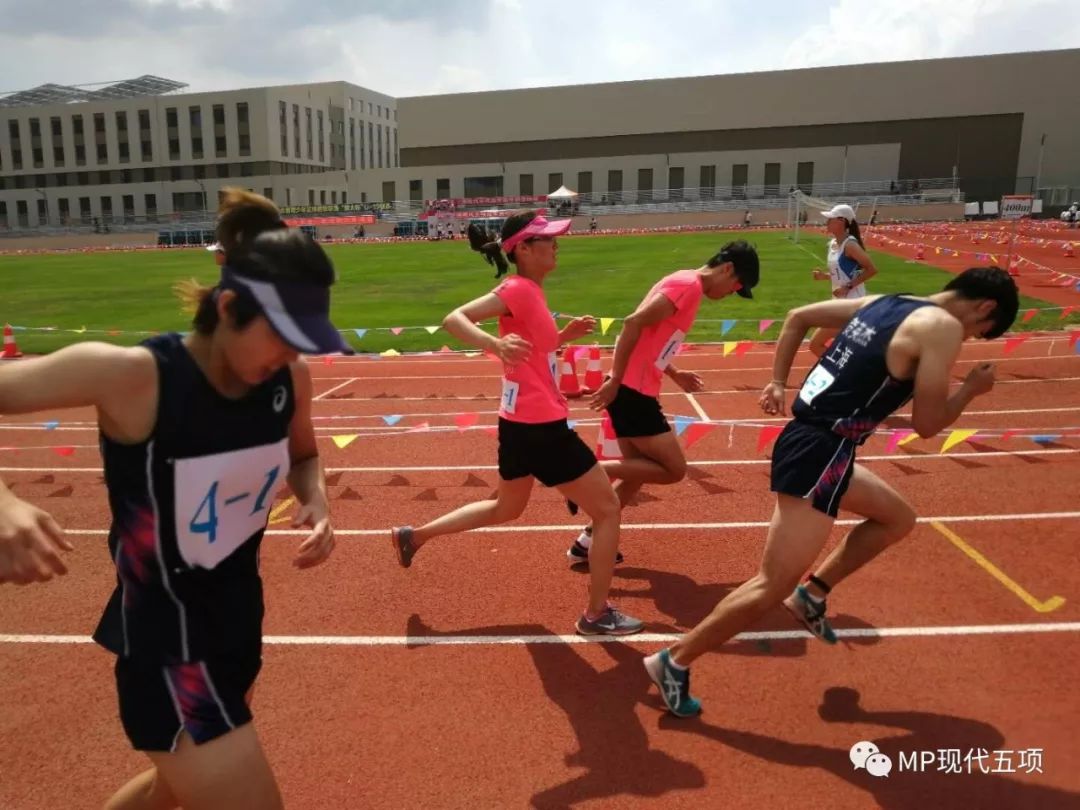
566 241 760 566
493 274 566 423
391 210 644 637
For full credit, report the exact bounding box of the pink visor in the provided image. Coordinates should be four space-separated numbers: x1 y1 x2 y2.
500 215 572 254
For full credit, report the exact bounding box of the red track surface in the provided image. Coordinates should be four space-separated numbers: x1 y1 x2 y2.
2 336 1079 808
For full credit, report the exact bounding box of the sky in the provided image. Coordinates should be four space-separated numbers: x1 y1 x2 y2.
1 0 1079 98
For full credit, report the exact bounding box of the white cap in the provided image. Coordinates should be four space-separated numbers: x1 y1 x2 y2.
820 204 856 223
205 242 223 252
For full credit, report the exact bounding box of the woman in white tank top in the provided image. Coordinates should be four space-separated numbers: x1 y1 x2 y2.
809 203 879 356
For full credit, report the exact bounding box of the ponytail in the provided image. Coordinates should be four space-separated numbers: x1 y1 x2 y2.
847 218 865 249
467 221 509 278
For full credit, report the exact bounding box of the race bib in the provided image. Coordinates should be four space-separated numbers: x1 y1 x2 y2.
174 438 291 570
798 365 836 406
501 379 521 414
655 329 686 371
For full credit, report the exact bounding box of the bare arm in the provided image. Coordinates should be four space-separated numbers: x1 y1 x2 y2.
441 292 525 359
0 342 155 584
842 241 879 289
588 293 676 409
771 297 878 385
285 360 337 569
909 316 993 438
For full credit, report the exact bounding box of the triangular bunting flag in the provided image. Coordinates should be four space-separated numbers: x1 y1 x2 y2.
439 345 453 353
382 415 403 426
408 422 431 432
735 341 752 357
52 447 75 457
322 355 334 365
454 412 479 431
425 326 440 334
683 422 716 450
1003 335 1030 355
43 420 60 431
353 328 367 340
673 415 697 436
1060 306 1076 320
331 435 359 449
1031 434 1061 445
600 317 616 336
380 349 400 357
1069 330 1080 349
940 429 979 453
999 429 1020 442
720 319 737 337
758 319 776 334
1022 308 1038 323
885 429 915 453
722 342 737 357
756 425 785 453
74 326 86 334
390 327 404 335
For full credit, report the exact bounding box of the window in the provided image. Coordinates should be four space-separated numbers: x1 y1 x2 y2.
73 116 84 136
381 180 396 202
213 105 225 126
699 165 716 198
292 104 300 159
465 176 504 198
637 168 653 202
732 164 748 198
141 140 152 162
166 108 178 128
138 110 150 130
29 118 41 137
519 174 533 196
577 171 593 196
436 178 450 198
368 122 373 169
349 119 356 170
309 189 315 205
75 144 86 165
169 138 180 160
53 145 65 166
118 143 130 161
115 111 128 132
376 125 382 169
215 135 227 157
94 113 105 134
32 147 43 168
100 196 113 221
548 173 563 193
58 198 70 224
37 198 48 224
238 134 250 155
764 162 781 197
317 110 324 162
668 167 684 199
305 108 312 159
50 117 62 138
144 193 157 222
607 169 623 196
96 144 108 163
190 106 203 159
320 190 326 204
279 101 288 156
409 179 422 202
796 161 814 194
122 194 134 222
16 200 29 228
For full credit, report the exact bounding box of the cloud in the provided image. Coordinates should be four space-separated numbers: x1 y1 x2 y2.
0 0 1076 98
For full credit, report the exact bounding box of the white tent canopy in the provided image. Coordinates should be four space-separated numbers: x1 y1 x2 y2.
546 185 578 199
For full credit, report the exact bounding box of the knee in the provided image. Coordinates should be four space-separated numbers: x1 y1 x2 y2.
666 456 687 484
494 497 528 522
889 503 917 541
586 489 621 525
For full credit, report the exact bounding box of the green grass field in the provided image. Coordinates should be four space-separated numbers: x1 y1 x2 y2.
2 231 1075 354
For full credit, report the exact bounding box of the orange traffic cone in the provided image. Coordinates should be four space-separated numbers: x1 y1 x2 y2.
558 346 583 398
595 412 622 460
1 324 22 359
583 345 604 393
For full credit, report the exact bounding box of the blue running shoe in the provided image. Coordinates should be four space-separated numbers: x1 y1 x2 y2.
643 649 701 717
783 584 838 644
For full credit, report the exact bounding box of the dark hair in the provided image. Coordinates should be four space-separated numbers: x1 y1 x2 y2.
943 266 1019 339
708 239 759 275
845 218 865 249
468 208 539 276
176 188 334 334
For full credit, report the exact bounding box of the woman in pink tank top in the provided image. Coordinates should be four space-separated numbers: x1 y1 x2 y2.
390 210 644 637
566 241 759 563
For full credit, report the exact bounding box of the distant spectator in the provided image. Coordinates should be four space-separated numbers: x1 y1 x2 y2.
743 210 752 228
